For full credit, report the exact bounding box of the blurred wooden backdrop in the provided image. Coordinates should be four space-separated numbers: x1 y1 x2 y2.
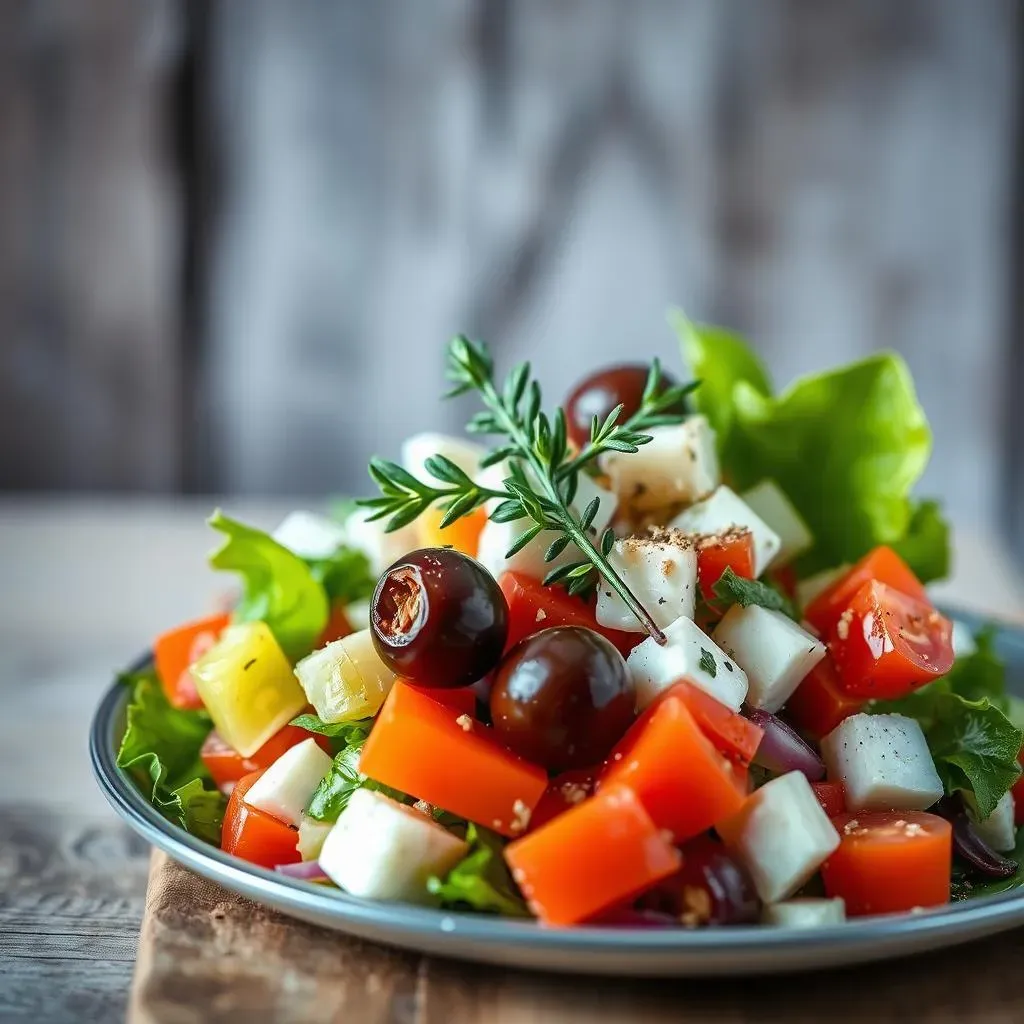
1 0 1022 550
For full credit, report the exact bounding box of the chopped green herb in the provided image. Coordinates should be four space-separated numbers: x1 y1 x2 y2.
699 648 717 677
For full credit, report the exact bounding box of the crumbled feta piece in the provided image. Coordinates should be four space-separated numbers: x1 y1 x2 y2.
670 486 781 577
272 510 348 561
319 789 468 902
596 530 697 632
244 738 334 828
711 605 826 713
763 897 846 928
821 714 944 812
400 432 486 479
296 815 334 862
346 507 419 578
718 771 840 903
627 614 748 711
601 417 720 512
740 480 813 566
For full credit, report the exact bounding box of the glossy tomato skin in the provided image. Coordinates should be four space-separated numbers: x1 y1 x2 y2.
490 627 635 772
563 364 685 450
371 548 508 688
498 572 638 658
822 811 951 916
811 781 846 818
828 581 954 700
527 767 598 832
154 612 232 709
804 546 927 636
696 530 756 602
221 770 300 868
783 657 863 739
638 835 760 926
201 724 330 791
669 680 763 766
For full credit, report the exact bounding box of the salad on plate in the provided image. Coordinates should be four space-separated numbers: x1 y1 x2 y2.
115 312 1024 929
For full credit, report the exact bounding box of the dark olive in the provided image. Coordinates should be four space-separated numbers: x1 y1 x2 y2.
563 363 686 449
637 835 759 926
489 626 635 771
370 548 508 688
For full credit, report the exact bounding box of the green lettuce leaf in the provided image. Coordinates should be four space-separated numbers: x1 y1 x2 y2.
711 566 796 619
307 546 375 607
929 694 1021 819
289 713 372 750
116 670 226 844
872 629 1020 818
306 739 408 823
208 510 329 660
673 317 950 582
426 823 529 917
672 310 771 466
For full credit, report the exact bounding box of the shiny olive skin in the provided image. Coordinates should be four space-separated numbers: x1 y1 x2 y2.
370 548 508 688
489 626 635 772
638 835 759 926
563 363 686 450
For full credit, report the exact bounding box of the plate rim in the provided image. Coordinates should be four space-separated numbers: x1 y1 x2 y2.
90 609 1024 975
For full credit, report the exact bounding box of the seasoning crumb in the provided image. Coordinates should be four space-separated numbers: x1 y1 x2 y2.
243 658 257 671
836 609 854 641
456 714 473 732
510 798 532 834
535 609 547 622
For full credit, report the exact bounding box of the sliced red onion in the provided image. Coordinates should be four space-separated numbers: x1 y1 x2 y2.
937 795 1018 879
745 708 825 782
275 860 329 882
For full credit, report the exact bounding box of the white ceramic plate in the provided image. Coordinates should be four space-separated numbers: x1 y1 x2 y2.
90 609 1024 976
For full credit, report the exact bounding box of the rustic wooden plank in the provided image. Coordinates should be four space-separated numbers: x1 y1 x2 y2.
711 0 1018 533
0 0 183 491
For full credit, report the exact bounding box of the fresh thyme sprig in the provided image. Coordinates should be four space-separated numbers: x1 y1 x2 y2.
358 335 698 641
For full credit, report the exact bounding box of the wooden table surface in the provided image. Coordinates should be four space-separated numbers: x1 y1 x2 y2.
3 497 1024 1023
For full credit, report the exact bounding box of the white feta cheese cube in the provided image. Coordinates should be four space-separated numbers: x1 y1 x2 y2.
763 897 846 928
670 486 781 577
243 738 334 828
627 614 748 711
400 432 486 479
596 534 697 632
296 815 334 862
821 713 944 812
345 507 419 579
795 565 849 612
272 510 349 561
601 416 720 512
718 771 840 903
711 605 826 713
318 789 469 902
741 480 813 566
476 472 617 583
966 791 1017 853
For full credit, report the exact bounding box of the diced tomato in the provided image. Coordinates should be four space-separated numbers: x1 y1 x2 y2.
419 504 488 557
154 612 232 709
671 679 764 766
358 681 547 837
600 691 748 842
783 658 863 739
318 603 354 647
405 683 477 718
201 724 330 791
770 564 799 602
696 529 756 602
528 768 598 832
504 784 682 925
221 770 300 868
811 781 846 818
822 811 951 916
498 572 638 658
828 581 953 700
804 546 928 636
